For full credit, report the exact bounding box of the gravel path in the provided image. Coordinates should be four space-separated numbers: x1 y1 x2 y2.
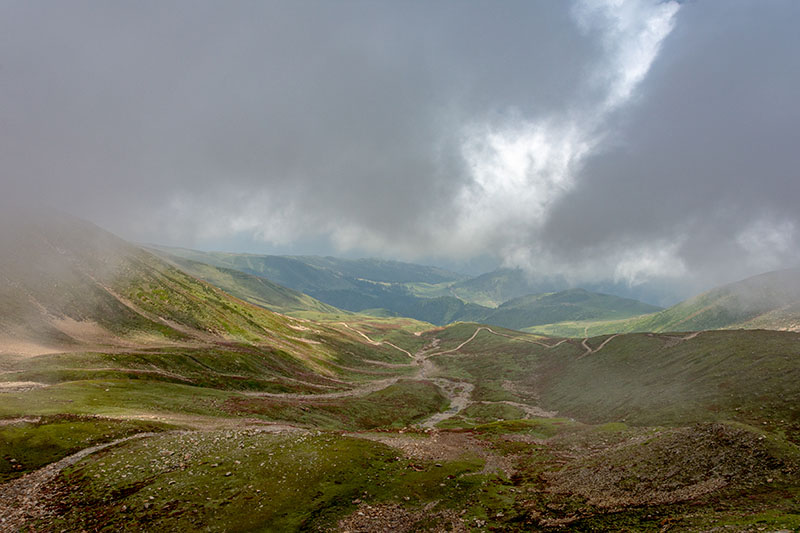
0 432 161 530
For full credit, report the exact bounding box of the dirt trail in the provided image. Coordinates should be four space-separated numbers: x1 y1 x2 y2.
0 432 161 529
0 417 41 427
416 327 560 427
338 323 414 358
0 381 48 393
480 327 569 349
579 334 619 358
243 376 402 400
249 324 559 427
419 379 474 428
361 359 415 368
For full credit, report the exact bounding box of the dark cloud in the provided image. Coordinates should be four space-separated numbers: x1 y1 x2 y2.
1 1 798 297
541 0 800 290
0 1 592 242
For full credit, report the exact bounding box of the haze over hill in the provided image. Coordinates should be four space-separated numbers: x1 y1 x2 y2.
0 211 378 364
527 266 800 337
152 246 663 329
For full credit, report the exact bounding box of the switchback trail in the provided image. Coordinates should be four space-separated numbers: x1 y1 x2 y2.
338 323 414 358
248 324 562 427
417 327 561 427
580 334 620 358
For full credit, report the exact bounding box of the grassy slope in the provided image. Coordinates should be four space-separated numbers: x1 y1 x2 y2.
534 330 800 438
426 324 800 442
526 267 800 337
432 267 562 307
152 253 341 316
480 288 661 330
149 246 487 326
0 415 172 482
0 213 310 346
48 430 486 532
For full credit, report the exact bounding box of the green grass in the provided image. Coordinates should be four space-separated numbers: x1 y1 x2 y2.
2 347 351 393
153 254 342 315
48 431 487 532
527 267 800 336
0 415 171 482
533 330 800 440
0 380 238 420
524 316 645 337
226 380 448 430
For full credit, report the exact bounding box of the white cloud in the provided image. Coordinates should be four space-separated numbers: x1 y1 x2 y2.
613 241 687 286
450 0 680 278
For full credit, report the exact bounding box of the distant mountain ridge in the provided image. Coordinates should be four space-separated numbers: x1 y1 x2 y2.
148 246 485 324
479 288 662 331
526 266 800 337
147 246 465 290
149 246 663 329
433 267 683 308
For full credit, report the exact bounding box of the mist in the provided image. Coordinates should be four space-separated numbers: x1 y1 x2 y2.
2 0 799 296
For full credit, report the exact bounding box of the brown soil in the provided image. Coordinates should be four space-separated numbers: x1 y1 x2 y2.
0 381 48 393
351 429 513 475
334 502 469 533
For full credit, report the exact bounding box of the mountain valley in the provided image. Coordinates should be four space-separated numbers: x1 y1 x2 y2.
0 215 798 531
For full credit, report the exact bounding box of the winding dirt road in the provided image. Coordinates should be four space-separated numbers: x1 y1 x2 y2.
246 324 563 427
580 334 620 358
338 323 414 358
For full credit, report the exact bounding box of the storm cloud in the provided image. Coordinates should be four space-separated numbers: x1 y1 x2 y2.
2 0 798 295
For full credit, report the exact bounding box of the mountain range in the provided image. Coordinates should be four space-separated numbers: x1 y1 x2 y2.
151 244 800 337
526 266 800 337
150 246 664 329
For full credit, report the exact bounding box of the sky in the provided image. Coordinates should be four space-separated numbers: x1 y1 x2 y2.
2 0 799 298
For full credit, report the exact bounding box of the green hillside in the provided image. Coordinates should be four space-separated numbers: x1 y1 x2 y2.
154 253 341 316
0 214 315 349
426 323 800 439
479 288 661 330
526 267 800 337
149 246 485 325
429 267 562 307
